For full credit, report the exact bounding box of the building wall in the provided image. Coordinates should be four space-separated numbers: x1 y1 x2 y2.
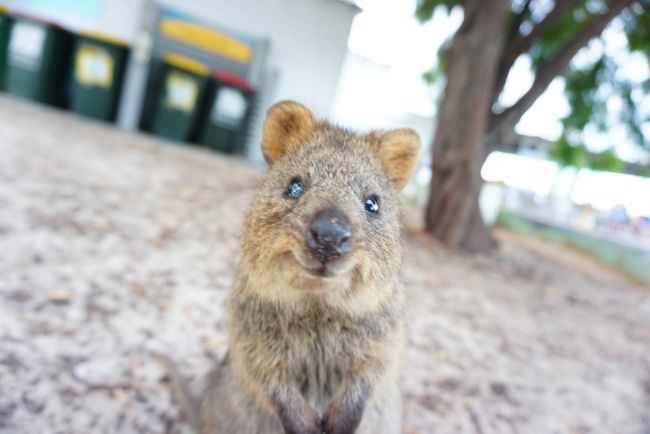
331 51 435 164
103 0 357 116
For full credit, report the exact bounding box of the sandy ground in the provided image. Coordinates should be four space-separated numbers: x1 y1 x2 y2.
1 96 649 434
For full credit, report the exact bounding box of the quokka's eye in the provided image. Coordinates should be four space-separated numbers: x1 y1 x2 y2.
364 194 379 214
284 177 304 199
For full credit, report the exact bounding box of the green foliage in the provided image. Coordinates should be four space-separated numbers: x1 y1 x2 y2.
638 164 650 177
560 6 650 161
562 57 608 131
528 2 648 161
624 2 650 57
418 1 453 97
589 148 626 172
528 2 589 69
415 0 458 23
422 68 441 86
550 137 587 168
550 3 649 158
551 136 627 173
422 40 450 83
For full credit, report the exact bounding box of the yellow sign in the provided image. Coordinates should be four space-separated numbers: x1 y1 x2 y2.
79 31 129 48
164 52 209 76
160 19 251 64
165 72 198 112
75 44 114 88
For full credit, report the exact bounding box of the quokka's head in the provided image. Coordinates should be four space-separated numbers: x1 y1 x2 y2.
240 101 420 299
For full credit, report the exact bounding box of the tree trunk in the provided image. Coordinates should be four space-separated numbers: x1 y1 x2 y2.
424 0 509 253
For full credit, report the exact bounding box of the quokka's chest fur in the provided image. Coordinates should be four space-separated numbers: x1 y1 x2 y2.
230 292 399 406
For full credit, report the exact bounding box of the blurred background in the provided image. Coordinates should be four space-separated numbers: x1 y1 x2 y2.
0 0 648 277
0 0 649 433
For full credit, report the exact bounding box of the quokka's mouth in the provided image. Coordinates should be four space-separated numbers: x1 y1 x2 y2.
291 250 355 280
303 263 337 279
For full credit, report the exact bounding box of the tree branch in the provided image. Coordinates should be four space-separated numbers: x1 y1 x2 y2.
506 0 533 43
492 0 582 104
510 0 583 60
489 0 636 134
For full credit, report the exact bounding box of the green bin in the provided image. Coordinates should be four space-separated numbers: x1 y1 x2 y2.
150 53 209 142
0 7 12 90
70 32 129 121
197 71 253 154
5 14 74 106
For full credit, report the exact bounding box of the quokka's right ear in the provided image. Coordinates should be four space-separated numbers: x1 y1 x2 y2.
366 128 421 191
262 101 315 165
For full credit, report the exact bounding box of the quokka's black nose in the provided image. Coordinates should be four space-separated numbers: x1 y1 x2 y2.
306 206 352 261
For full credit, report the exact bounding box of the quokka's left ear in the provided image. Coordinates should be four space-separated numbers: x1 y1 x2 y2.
366 129 421 191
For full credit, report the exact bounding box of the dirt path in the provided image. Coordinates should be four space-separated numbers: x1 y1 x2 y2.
1 96 649 434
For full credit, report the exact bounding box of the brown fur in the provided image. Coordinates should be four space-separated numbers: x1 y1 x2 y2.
156 101 420 434
262 101 316 165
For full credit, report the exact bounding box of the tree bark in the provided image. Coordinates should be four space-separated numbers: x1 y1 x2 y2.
424 0 509 253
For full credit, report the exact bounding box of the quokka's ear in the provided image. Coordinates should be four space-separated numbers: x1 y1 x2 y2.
262 101 315 164
366 129 421 191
